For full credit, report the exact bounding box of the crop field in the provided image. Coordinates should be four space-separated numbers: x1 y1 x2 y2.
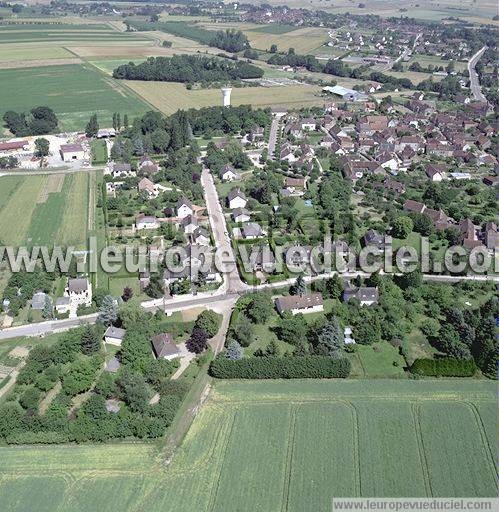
126 81 324 115
245 26 330 54
0 173 89 248
0 379 495 512
0 64 149 131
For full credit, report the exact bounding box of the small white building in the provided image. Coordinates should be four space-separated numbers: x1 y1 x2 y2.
55 297 70 315
104 326 126 346
176 198 194 219
232 208 251 223
151 333 180 361
60 143 85 162
136 214 160 230
220 164 239 182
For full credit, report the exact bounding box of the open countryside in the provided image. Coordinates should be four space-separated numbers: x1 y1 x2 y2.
0 380 496 512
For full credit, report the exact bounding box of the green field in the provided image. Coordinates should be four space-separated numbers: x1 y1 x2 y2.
0 173 89 248
0 63 149 131
0 379 495 511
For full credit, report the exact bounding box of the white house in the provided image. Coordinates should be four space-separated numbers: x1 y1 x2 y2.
232 208 251 223
111 162 136 178
176 198 194 219
275 293 324 315
220 164 239 182
55 296 70 315
60 143 85 162
181 214 198 234
227 188 247 209
136 214 160 230
192 227 210 246
104 326 126 346
67 278 92 308
151 333 180 361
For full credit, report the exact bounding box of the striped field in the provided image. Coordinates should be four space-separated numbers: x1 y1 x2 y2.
0 379 496 512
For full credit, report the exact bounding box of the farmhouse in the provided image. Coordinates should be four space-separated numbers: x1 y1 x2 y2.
151 333 180 360
426 164 446 182
104 326 126 346
60 143 85 162
275 293 324 315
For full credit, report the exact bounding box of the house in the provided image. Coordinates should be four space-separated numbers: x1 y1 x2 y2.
403 199 426 214
377 152 399 171
343 287 379 306
275 293 324 315
483 176 499 187
60 143 84 162
151 333 180 360
249 126 264 142
138 177 157 198
363 229 388 251
138 155 160 176
241 222 263 239
227 188 247 209
232 208 251 223
97 128 116 138
285 177 306 195
300 118 317 131
181 214 198 234
484 222 497 250
220 164 239 182
459 218 482 249
31 291 47 310
55 297 70 315
176 198 193 219
112 162 135 178
192 227 210 246
68 278 92 308
135 214 160 230
425 164 446 182
104 326 126 346
383 179 405 196
104 356 121 373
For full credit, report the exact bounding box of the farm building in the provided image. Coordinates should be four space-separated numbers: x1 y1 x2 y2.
60 143 85 162
322 85 366 102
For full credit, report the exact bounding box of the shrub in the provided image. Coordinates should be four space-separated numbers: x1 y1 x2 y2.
410 358 476 377
209 356 351 379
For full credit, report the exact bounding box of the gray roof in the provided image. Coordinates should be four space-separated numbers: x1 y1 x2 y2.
31 291 47 310
68 278 88 294
275 293 324 312
343 287 379 303
104 326 126 340
112 162 131 172
228 188 246 202
232 208 250 219
241 222 263 238
105 356 121 373
151 333 180 358
56 297 70 306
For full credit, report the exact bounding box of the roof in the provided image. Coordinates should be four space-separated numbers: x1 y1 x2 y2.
31 291 47 310
177 197 193 209
151 333 180 358
56 297 70 306
275 293 324 312
232 207 250 219
68 278 88 294
60 143 84 153
112 162 131 172
343 287 379 303
0 140 28 151
104 326 126 340
323 85 362 97
241 222 263 238
105 356 121 373
228 188 247 202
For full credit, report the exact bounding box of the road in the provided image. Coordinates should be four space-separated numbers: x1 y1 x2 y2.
268 117 280 159
200 165 246 293
468 46 487 102
381 32 422 72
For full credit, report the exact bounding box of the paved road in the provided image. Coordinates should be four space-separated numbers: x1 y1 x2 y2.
468 46 487 102
200 165 246 293
268 117 280 159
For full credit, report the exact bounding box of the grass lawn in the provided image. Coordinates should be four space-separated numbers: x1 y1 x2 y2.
0 63 149 131
0 379 496 511
91 139 107 165
347 341 407 378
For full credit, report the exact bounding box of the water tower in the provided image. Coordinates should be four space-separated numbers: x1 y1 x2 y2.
221 87 232 107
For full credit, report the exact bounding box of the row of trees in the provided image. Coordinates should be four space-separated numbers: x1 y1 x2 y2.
113 54 263 83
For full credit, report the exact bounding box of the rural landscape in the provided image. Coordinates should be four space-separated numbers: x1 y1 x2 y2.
0 0 497 511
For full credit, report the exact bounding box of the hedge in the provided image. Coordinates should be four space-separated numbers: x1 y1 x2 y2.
209 356 351 379
410 358 476 377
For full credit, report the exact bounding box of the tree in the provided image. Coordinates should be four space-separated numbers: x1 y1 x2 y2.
318 317 344 357
226 340 243 360
232 313 255 347
81 325 100 355
326 274 344 299
85 113 99 138
245 293 274 324
20 387 41 411
118 299 148 329
187 327 209 354
42 295 53 319
118 369 150 413
270 44 278 53
34 138 50 157
97 295 118 326
145 274 164 299
195 310 221 338
291 275 306 296
391 216 413 239
399 268 422 290
121 325 153 373
121 287 133 302
62 358 97 396
276 313 307 346
123 114 129 128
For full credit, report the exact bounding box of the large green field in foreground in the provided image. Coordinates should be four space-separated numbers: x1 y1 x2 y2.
0 379 496 512
0 63 149 131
